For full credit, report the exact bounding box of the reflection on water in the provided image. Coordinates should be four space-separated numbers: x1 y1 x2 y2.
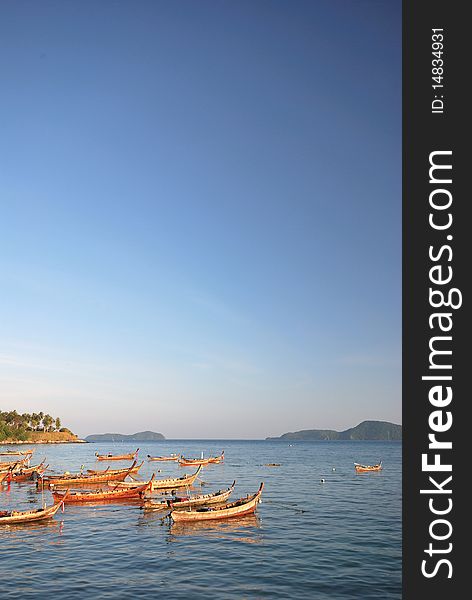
137 509 172 528
0 518 63 535
168 513 262 543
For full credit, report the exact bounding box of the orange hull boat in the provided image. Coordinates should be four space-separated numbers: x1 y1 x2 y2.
109 465 203 491
95 448 139 461
42 461 143 486
52 478 152 503
178 451 224 467
170 483 264 522
143 481 236 511
147 454 180 462
354 462 382 473
0 494 68 525
7 460 48 482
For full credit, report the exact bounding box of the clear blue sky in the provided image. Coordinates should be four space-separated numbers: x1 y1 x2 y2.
0 1 400 439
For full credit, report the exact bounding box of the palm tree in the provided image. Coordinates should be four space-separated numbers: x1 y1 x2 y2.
21 413 32 430
43 414 53 432
31 413 40 431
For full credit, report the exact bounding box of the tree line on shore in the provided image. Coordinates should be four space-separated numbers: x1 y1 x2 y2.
0 410 69 441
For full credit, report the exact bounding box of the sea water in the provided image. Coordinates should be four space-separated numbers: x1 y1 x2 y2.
0 440 401 599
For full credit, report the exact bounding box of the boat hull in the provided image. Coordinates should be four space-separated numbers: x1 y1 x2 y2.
43 461 143 486
0 498 65 525
143 482 235 511
52 482 150 503
354 463 382 473
109 466 203 491
86 461 142 475
7 461 47 482
170 483 263 522
178 452 224 467
95 448 139 461
0 457 29 470
0 449 34 457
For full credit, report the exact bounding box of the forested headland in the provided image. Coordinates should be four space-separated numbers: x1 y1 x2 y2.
0 410 74 442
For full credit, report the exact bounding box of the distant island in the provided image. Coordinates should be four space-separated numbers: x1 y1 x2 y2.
0 409 83 443
266 420 402 441
85 430 166 442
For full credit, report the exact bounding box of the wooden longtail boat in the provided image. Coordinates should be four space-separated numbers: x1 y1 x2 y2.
354 461 382 473
178 451 224 467
147 454 180 462
170 482 264 522
86 461 143 475
143 481 236 511
178 457 212 466
42 461 143 486
51 477 153 503
8 460 48 482
0 449 34 456
0 493 68 525
0 457 30 470
208 451 224 464
108 465 203 491
95 448 139 461
206 450 224 463
0 461 19 471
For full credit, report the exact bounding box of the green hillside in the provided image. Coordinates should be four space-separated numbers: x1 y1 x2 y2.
266 420 401 441
1 409 72 442
85 431 165 442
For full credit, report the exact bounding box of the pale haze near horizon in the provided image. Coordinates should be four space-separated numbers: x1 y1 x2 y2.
0 1 401 440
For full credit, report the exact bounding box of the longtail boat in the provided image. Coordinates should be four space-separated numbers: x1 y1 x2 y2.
86 461 143 475
0 457 30 470
0 460 19 471
42 461 143 486
0 449 34 456
8 460 48 482
108 465 203 491
354 461 382 473
0 493 68 525
178 451 224 467
95 448 139 461
143 481 236 511
208 451 224 464
147 454 180 462
170 482 264 522
178 457 212 467
51 477 153 503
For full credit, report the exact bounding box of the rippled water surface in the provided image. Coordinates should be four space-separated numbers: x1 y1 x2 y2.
1 440 401 598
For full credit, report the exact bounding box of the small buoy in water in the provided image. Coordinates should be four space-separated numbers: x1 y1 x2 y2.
320 478 325 483
332 467 336 471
